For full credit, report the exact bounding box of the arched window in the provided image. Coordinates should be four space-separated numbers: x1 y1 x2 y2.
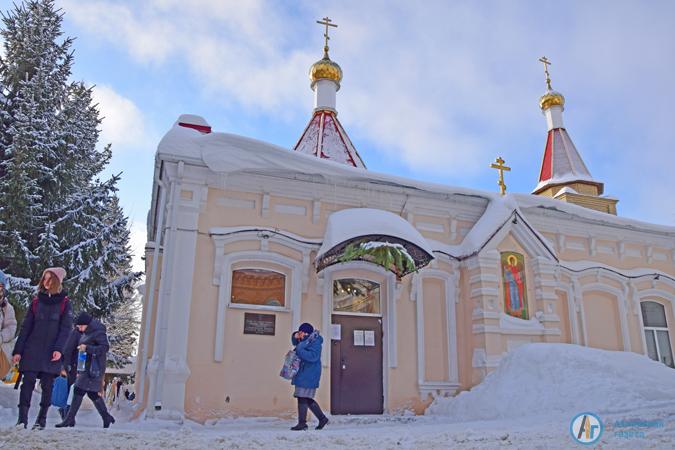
641 301 674 368
231 269 286 307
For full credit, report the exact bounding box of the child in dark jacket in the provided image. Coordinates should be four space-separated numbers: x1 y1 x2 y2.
55 312 115 428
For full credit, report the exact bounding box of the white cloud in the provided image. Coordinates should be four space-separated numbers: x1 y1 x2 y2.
90 84 147 149
60 0 675 224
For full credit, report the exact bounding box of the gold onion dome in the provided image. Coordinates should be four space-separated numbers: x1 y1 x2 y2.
309 54 343 89
539 89 565 110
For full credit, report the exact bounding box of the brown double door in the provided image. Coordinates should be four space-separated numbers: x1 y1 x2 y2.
330 315 383 415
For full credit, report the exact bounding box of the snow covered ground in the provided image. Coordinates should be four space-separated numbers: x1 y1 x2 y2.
1 344 674 449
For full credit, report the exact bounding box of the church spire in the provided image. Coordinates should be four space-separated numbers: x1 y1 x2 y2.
293 17 366 168
532 57 617 215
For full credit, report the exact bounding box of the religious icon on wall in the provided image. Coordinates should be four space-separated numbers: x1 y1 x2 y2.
500 252 528 319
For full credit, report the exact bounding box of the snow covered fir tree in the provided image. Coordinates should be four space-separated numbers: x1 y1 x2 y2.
0 0 139 365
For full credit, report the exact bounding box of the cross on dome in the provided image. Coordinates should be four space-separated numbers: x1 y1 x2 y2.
317 16 337 57
538 56 553 90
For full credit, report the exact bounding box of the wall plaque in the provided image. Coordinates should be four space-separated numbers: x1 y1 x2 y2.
243 313 276 335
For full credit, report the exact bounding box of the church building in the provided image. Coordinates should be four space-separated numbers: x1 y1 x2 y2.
135 20 675 421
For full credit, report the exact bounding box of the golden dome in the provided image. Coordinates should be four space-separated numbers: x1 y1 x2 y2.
539 90 565 110
309 55 342 88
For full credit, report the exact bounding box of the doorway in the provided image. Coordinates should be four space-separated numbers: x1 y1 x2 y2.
330 278 384 414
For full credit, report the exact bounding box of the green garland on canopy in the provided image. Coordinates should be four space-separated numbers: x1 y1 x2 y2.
338 241 417 279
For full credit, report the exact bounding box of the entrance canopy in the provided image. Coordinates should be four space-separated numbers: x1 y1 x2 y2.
316 208 434 278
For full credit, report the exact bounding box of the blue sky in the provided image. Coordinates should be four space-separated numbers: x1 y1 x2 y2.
3 0 674 271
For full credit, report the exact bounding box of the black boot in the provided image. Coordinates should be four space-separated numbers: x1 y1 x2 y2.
93 396 115 428
308 399 329 430
291 398 309 431
55 394 83 428
16 405 29 429
31 406 49 430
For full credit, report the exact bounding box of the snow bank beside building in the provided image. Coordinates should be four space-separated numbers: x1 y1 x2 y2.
427 343 675 421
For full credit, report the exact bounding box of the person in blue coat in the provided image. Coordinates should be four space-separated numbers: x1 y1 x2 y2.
290 322 328 431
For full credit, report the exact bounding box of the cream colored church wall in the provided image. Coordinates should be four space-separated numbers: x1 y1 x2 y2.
182 187 467 418
387 279 428 412
456 264 476 391
582 290 623 351
540 230 675 276
156 177 674 420
556 290 572 343
422 278 450 382
182 231 315 421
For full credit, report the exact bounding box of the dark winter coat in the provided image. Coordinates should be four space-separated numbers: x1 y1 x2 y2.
74 318 109 392
62 328 82 386
13 291 73 375
291 331 323 389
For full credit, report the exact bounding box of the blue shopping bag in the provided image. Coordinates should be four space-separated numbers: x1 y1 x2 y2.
51 376 69 408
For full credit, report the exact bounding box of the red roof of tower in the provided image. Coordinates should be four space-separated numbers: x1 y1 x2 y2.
293 110 366 169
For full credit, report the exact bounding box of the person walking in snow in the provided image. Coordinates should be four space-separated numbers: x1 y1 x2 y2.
59 324 83 420
55 312 115 428
0 269 18 379
290 322 328 431
12 267 73 429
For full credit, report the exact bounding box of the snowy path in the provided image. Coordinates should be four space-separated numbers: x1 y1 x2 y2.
3 344 675 449
1 397 674 449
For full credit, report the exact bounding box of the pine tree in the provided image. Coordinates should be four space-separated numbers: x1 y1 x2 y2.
0 0 141 364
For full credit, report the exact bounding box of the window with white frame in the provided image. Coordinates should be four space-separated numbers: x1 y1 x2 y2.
231 268 286 307
333 278 381 315
641 301 674 368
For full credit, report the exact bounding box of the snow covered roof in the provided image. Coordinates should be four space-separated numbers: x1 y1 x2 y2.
293 110 365 168
534 128 600 194
315 208 435 275
553 186 578 197
155 118 675 240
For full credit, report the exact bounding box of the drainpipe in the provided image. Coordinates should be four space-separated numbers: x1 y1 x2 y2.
137 166 167 410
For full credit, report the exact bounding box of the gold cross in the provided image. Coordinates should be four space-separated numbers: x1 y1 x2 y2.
538 56 552 90
317 16 338 56
490 156 511 196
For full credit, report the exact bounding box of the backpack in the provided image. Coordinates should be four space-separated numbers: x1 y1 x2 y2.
31 296 68 316
279 349 301 380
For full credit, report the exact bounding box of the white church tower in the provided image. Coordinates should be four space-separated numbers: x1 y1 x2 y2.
293 17 366 168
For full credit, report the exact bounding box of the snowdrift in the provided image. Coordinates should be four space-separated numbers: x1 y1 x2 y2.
427 343 675 421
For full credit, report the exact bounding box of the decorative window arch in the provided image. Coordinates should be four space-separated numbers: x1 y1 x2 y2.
213 251 303 362
579 283 630 351
319 261 398 369
411 268 460 398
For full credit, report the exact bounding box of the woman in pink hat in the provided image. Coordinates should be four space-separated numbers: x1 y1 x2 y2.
12 267 73 430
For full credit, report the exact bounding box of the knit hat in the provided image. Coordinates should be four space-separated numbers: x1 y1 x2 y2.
75 311 93 326
43 267 67 284
298 322 314 334
0 269 6 287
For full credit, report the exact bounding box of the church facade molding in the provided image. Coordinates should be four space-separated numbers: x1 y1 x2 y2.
411 268 461 398
211 250 305 363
